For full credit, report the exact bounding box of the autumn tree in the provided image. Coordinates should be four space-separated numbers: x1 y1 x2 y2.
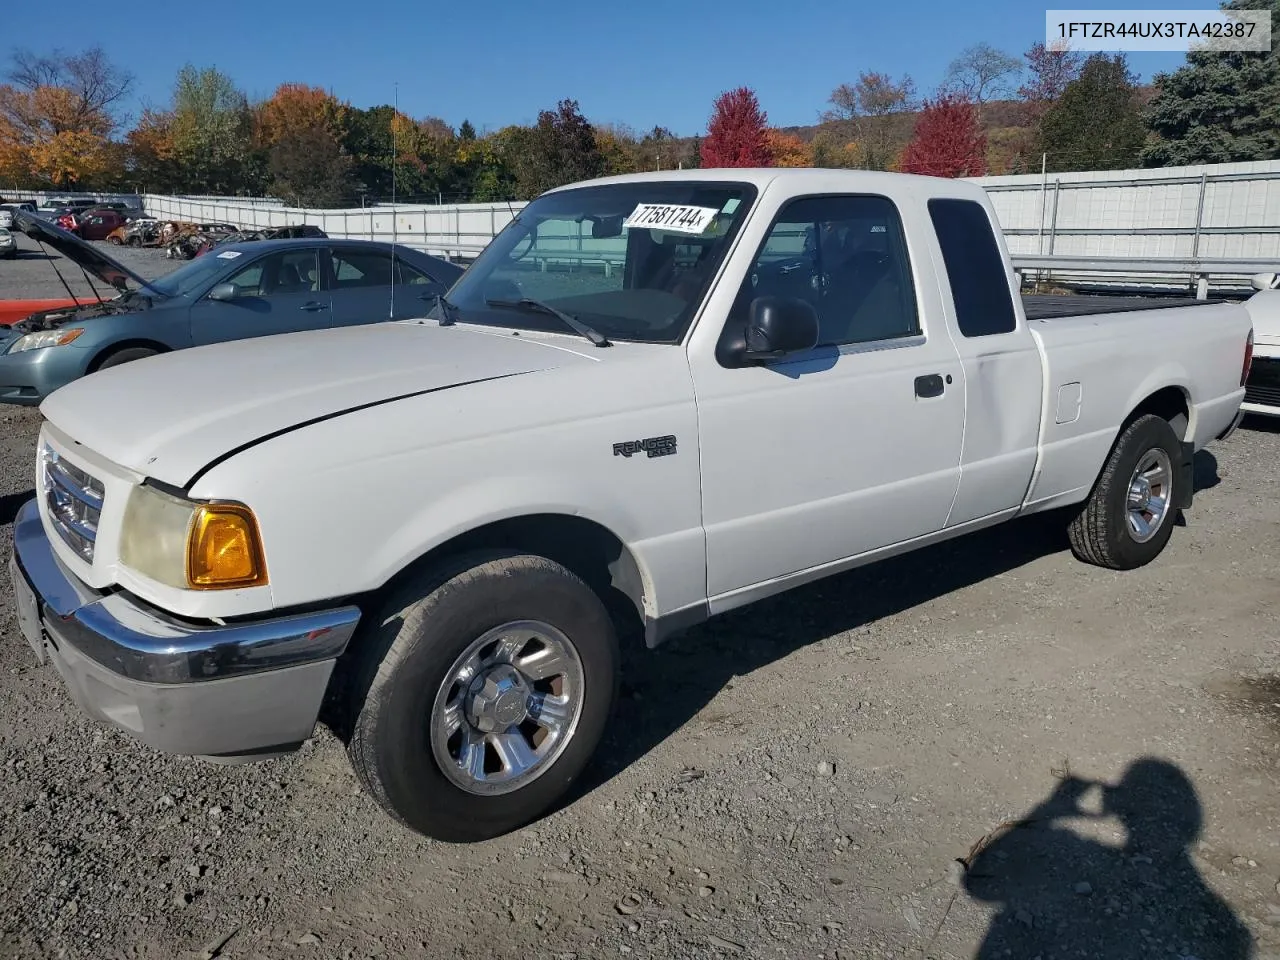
899 95 987 177
594 125 639 176
0 46 130 188
810 131 861 168
1142 0 1280 165
8 46 133 132
123 108 179 190
1041 53 1145 171
507 99 603 198
821 72 916 170
701 87 771 167
255 83 349 147
942 43 1022 109
1018 41 1084 118
765 129 812 167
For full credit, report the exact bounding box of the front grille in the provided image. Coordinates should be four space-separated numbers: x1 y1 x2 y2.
41 446 105 562
1245 357 1280 409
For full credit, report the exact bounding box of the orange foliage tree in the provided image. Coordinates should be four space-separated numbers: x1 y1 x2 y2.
0 84 113 187
255 82 349 147
765 130 812 167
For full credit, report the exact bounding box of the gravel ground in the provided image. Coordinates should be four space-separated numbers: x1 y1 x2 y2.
0 230 1278 958
0 231 182 300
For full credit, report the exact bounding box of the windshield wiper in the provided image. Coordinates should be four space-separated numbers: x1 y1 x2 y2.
485 297 611 348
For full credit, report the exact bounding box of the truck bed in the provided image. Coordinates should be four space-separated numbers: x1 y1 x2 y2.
1022 294 1206 321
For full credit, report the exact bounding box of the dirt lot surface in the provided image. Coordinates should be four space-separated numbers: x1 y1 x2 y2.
0 408 1277 960
0 233 1278 958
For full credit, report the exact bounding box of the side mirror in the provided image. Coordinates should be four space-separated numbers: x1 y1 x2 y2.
207 282 241 302
1250 272 1280 292
742 296 820 361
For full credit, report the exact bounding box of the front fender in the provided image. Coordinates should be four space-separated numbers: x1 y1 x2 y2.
188 358 707 623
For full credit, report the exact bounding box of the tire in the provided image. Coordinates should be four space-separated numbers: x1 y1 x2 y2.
94 346 159 371
107 236 122 245
1067 414 1183 570
346 551 619 842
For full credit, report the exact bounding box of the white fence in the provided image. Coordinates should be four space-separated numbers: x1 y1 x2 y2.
139 194 513 261
12 158 1280 289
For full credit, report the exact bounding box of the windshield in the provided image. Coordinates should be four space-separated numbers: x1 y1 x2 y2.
446 181 757 344
145 250 241 298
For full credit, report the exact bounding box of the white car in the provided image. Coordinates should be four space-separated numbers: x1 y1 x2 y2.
0 207 13 230
8 169 1264 842
0 227 15 258
1242 274 1280 417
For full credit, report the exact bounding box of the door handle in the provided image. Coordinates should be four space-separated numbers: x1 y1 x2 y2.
299 301 326 312
914 374 945 399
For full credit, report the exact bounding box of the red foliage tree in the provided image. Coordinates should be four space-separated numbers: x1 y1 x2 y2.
899 95 987 178
700 87 772 168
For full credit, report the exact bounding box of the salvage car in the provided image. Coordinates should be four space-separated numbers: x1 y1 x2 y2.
0 212 462 403
72 209 127 241
6 169 1266 844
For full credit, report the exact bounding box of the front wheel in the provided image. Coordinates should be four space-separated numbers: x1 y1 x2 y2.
346 551 619 842
1068 414 1184 570
94 346 158 371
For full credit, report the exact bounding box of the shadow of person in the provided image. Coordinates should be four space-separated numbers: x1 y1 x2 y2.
964 758 1253 959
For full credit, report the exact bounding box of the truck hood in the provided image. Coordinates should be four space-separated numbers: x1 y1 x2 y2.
14 211 154 294
39 322 598 486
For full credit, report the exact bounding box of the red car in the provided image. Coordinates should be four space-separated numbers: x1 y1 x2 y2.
71 210 127 240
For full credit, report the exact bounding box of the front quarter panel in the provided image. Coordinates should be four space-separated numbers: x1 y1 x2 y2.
187 346 707 622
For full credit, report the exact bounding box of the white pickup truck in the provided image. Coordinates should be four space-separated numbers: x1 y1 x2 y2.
9 169 1262 842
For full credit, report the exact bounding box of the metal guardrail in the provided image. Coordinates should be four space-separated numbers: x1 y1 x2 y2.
1011 255 1277 298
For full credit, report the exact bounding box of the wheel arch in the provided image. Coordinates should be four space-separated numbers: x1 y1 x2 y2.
1121 383 1192 441
88 339 171 373
368 512 652 645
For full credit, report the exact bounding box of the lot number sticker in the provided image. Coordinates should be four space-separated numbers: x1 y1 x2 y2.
623 203 719 234
216 250 242 259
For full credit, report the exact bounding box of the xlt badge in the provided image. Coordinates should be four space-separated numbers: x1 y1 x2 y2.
613 435 677 459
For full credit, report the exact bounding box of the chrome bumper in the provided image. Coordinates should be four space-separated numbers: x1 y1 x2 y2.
9 498 361 758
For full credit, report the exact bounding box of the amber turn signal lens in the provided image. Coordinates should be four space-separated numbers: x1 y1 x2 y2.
187 504 267 588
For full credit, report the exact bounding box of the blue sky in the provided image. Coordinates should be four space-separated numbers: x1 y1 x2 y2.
6 0 1203 135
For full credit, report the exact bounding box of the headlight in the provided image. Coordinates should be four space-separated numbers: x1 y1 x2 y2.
7 329 84 354
119 484 268 590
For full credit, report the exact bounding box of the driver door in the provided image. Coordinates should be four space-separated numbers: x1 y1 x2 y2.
189 248 333 346
690 192 966 600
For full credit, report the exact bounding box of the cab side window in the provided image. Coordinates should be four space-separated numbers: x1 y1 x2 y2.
739 195 919 347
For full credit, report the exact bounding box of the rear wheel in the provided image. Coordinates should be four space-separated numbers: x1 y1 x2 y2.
346 551 619 842
1067 414 1183 570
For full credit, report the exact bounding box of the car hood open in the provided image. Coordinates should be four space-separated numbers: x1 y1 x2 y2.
14 211 154 294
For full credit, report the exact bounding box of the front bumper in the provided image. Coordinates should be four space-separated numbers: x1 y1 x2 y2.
9 498 361 758
0 343 91 405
